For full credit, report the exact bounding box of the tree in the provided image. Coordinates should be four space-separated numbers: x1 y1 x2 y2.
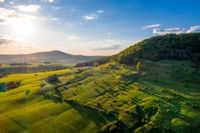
94 62 99 67
0 74 3 78
7 81 18 90
136 61 142 71
47 75 59 83
0 83 7 92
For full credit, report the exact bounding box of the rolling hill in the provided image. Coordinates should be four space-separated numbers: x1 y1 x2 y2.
115 33 200 65
0 50 102 64
0 33 200 133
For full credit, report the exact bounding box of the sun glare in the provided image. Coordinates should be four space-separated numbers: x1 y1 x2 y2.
11 19 35 37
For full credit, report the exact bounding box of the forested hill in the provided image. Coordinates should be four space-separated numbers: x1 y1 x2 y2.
115 33 200 65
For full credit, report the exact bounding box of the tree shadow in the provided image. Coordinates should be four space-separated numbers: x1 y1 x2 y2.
65 100 115 127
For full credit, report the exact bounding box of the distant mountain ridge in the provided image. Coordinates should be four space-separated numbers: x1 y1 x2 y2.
0 50 102 64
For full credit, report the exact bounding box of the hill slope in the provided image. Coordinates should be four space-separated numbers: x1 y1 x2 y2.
0 33 200 133
115 33 200 65
0 50 102 64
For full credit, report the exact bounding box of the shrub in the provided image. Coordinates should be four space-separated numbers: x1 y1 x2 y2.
136 61 142 70
0 74 3 78
0 83 7 92
64 86 68 90
101 120 122 133
43 92 63 103
16 81 21 86
40 83 46 87
7 81 19 90
47 74 59 83
94 63 99 67
25 90 31 95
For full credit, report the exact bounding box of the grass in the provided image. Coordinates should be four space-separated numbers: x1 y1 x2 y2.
0 60 200 132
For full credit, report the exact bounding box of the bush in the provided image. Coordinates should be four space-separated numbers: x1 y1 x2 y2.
46 74 59 83
136 61 142 70
40 83 46 87
7 81 20 90
101 120 122 133
0 74 4 78
0 83 7 92
25 90 31 95
44 92 63 103
94 63 99 67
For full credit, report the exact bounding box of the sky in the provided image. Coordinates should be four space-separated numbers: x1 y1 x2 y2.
0 0 200 55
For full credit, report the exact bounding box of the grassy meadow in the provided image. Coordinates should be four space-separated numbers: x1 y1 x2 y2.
0 60 199 133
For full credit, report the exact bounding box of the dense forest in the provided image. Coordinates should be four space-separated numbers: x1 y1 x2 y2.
115 33 200 65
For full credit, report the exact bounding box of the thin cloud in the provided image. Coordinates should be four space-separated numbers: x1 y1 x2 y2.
0 7 19 18
0 0 5 3
83 10 104 21
0 19 4 22
51 17 59 21
0 35 12 45
153 28 185 35
152 25 200 35
97 10 104 14
9 1 14 5
0 7 20 25
41 0 54 3
0 39 10 45
70 8 77 12
52 6 61 10
49 0 54 3
66 35 80 41
186 26 200 33
142 24 160 30
14 4 41 13
0 18 5 25
0 7 39 26
83 14 98 21
93 44 121 51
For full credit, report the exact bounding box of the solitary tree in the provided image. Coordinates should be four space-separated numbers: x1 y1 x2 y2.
136 61 142 71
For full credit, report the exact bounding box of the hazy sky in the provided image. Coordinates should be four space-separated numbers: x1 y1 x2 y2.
0 0 200 55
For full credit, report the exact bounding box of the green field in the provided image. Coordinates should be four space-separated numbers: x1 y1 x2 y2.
0 60 199 133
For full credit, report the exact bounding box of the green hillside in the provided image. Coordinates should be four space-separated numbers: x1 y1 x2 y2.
0 33 200 133
115 33 200 65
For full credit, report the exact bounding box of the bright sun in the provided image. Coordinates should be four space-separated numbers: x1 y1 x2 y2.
11 19 35 37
